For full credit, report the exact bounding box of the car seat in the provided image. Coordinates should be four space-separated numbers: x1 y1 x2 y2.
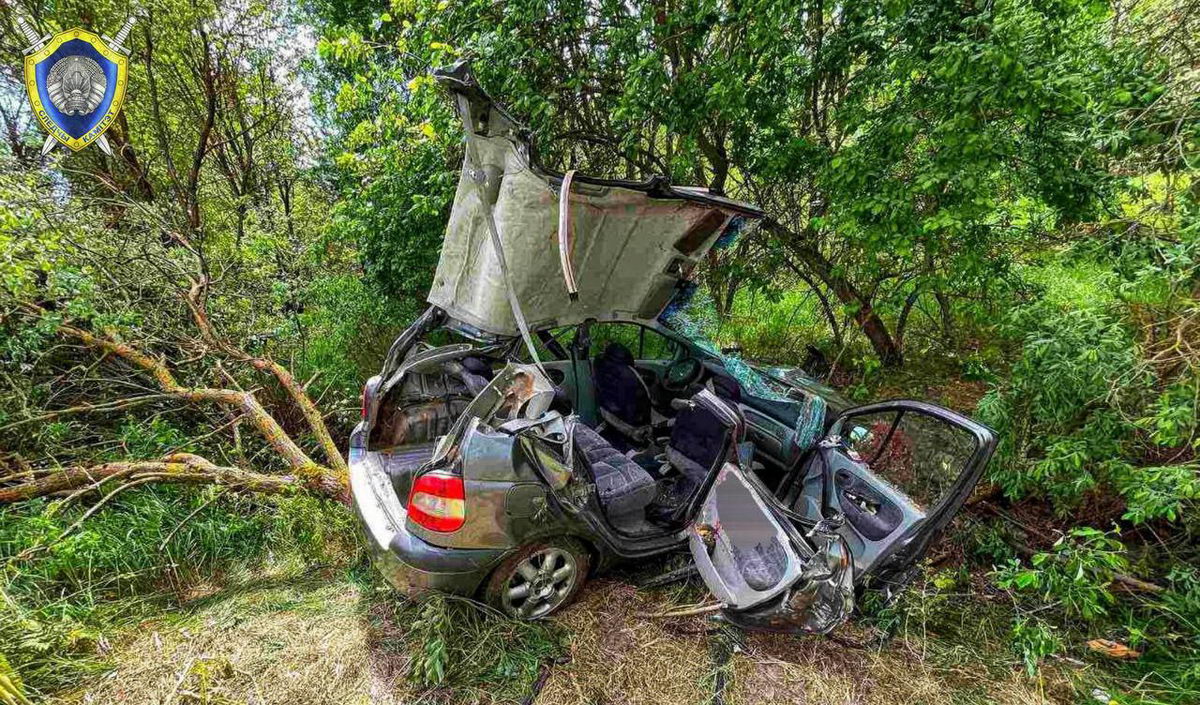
709 374 756 467
646 391 741 523
573 423 659 526
592 342 653 443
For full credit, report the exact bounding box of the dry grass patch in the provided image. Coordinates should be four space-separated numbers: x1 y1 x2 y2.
727 628 1071 705
49 578 418 705
534 579 713 705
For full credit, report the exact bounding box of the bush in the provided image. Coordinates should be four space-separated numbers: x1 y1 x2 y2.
978 300 1149 509
979 289 1197 524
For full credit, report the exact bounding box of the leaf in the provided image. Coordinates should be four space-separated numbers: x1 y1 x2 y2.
0 655 31 705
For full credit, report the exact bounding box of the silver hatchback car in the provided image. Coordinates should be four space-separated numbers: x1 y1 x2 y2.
349 63 997 632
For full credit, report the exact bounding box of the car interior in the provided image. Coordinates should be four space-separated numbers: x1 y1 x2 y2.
516 321 821 537
368 320 812 535
367 317 982 592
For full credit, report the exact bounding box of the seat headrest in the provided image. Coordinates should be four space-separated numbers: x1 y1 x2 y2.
598 342 634 365
460 355 494 379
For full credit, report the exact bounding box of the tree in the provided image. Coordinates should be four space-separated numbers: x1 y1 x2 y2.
0 0 350 512
313 0 1150 366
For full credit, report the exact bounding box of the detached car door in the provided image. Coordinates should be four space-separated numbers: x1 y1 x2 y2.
782 401 997 598
686 461 857 634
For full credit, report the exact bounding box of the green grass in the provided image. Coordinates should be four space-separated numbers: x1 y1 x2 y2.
713 287 829 363
0 486 360 698
1018 257 1118 311
0 484 569 704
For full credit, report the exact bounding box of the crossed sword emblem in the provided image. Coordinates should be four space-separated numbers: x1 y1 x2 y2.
15 13 138 157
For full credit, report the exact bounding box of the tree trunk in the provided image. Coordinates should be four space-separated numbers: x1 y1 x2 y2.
765 220 903 366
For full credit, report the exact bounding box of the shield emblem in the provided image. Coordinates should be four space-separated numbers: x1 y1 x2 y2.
24 28 128 152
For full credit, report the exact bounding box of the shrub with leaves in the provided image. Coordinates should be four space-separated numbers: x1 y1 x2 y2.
996 527 1129 620
978 301 1149 507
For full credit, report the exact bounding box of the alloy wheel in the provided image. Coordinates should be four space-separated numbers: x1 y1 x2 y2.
500 547 578 619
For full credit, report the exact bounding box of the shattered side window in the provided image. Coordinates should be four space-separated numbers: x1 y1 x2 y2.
843 410 978 511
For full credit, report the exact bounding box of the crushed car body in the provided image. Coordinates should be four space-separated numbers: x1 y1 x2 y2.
348 62 998 632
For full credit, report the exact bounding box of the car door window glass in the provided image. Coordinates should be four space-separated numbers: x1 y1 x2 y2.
843 410 978 511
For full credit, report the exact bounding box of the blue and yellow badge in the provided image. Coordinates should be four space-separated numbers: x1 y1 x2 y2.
16 15 137 156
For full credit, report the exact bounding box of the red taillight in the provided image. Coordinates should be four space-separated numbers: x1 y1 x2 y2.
407 472 466 532
361 385 369 419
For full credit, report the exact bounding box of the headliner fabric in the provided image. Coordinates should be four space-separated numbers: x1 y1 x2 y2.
427 128 745 336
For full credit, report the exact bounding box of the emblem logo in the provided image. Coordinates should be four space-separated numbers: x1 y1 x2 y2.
16 15 137 156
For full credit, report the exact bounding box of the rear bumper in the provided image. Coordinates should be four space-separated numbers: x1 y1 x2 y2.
349 443 508 597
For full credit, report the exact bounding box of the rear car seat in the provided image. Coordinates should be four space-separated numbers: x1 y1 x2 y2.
574 423 658 524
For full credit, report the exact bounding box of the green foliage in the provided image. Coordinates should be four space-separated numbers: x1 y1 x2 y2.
996 527 1129 620
384 593 562 696
0 0 1194 701
294 273 414 402
1009 616 1063 678
308 0 1161 365
978 300 1147 507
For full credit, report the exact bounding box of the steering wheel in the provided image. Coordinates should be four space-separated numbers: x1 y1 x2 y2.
662 356 704 392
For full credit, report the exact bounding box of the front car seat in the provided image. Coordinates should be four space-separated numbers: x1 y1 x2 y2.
646 390 742 523
592 342 653 443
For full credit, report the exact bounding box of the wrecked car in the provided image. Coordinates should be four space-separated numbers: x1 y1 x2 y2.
348 63 997 633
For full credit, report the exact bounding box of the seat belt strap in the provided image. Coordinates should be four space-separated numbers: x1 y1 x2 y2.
457 95 544 373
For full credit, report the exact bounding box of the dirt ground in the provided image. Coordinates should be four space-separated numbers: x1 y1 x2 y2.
51 572 1070 705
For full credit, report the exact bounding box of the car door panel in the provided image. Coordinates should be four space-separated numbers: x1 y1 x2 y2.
790 446 925 577
786 400 996 588
688 461 856 633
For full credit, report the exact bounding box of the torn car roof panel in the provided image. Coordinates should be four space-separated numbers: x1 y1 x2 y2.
427 62 763 338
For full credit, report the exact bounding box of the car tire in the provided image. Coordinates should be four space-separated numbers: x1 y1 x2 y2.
484 537 590 620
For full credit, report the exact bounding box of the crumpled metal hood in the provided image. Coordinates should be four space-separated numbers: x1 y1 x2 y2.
426 63 763 338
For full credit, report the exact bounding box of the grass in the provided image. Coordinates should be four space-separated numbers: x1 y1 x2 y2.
31 565 1067 705
0 482 1072 705
711 286 830 364
0 486 361 699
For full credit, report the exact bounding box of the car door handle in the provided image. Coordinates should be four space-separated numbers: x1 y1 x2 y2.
843 490 880 516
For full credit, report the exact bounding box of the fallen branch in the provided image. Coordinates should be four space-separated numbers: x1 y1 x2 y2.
1000 531 1166 596
639 563 700 588
8 304 348 503
0 458 301 504
0 393 186 432
185 280 347 476
1113 573 1165 594
640 603 723 619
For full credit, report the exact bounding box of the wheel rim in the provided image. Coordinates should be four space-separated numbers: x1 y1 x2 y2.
501 547 578 619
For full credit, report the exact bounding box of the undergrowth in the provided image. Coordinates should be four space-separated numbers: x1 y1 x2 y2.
0 486 359 697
